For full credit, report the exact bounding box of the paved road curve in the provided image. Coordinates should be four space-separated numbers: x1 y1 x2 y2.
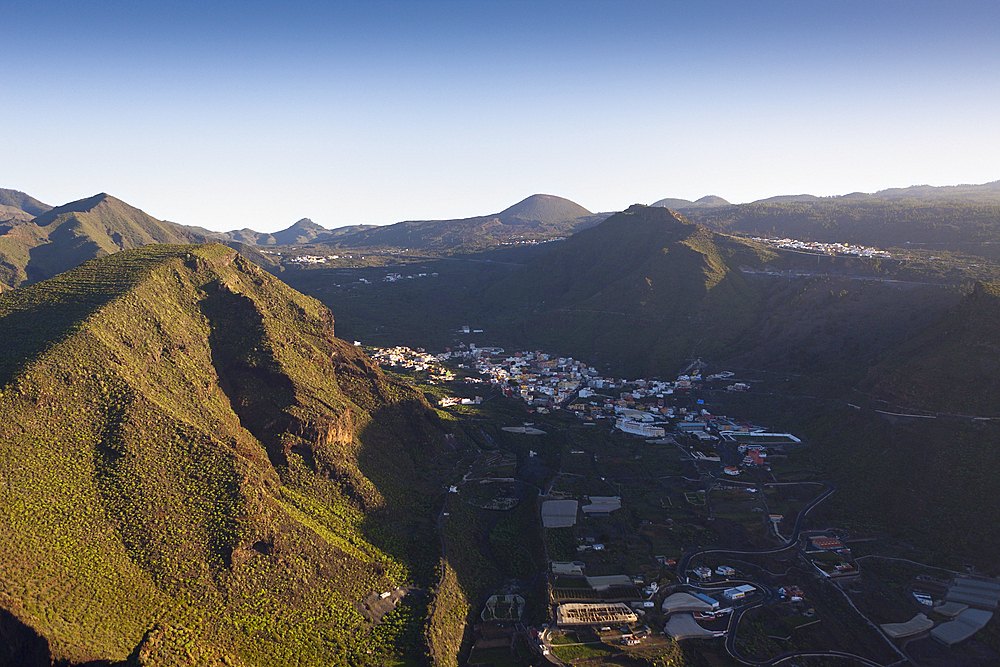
673 483 889 666
677 483 835 581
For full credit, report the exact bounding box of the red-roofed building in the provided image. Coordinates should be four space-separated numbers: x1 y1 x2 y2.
811 537 845 550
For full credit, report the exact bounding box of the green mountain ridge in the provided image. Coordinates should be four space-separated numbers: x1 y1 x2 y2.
486 205 774 376
0 188 51 223
651 194 730 209
0 193 202 288
0 244 446 666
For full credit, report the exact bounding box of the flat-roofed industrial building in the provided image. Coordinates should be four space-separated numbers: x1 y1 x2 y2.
931 609 994 646
555 603 638 626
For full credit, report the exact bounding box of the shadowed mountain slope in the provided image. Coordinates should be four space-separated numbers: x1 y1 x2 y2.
487 204 775 376
0 244 444 666
0 188 51 223
864 281 1000 416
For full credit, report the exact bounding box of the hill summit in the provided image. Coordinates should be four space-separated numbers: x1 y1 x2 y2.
0 188 51 223
0 193 199 288
497 193 592 225
488 204 773 376
0 244 443 666
271 218 330 245
651 194 731 209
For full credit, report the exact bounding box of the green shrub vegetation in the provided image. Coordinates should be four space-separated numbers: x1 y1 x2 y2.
0 244 447 666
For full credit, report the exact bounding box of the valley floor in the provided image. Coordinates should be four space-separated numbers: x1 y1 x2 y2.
379 346 1000 667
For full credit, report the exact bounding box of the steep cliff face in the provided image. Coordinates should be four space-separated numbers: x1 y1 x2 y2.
0 244 444 666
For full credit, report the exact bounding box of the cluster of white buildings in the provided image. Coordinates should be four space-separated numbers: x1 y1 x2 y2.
383 271 437 282
750 236 892 259
369 346 455 380
458 349 599 406
286 254 348 264
498 236 567 247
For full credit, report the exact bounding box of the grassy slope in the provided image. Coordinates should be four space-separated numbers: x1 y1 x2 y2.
0 244 444 666
0 194 200 288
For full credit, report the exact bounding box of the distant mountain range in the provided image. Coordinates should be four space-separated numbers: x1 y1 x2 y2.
0 190 608 288
295 193 610 252
183 217 337 246
4 180 1000 290
175 193 604 251
651 194 731 209
654 180 1000 209
655 181 1000 248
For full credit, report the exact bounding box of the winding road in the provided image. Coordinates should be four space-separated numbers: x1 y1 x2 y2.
676 482 836 581
672 483 892 666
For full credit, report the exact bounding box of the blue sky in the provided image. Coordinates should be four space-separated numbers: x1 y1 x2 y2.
2 1 998 231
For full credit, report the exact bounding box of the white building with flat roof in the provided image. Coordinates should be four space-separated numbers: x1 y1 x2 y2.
615 418 666 438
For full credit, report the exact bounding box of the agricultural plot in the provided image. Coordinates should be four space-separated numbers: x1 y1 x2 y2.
469 449 518 479
732 574 900 666
710 487 767 527
460 479 524 510
549 474 617 499
840 557 957 626
641 520 717 561
590 442 688 480
467 645 522 666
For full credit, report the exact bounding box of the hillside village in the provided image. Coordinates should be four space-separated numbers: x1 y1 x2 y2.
750 236 893 258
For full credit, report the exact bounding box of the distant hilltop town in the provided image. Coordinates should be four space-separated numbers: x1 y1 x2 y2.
750 236 892 258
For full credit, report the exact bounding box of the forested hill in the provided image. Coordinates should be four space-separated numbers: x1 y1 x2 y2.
0 244 445 666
